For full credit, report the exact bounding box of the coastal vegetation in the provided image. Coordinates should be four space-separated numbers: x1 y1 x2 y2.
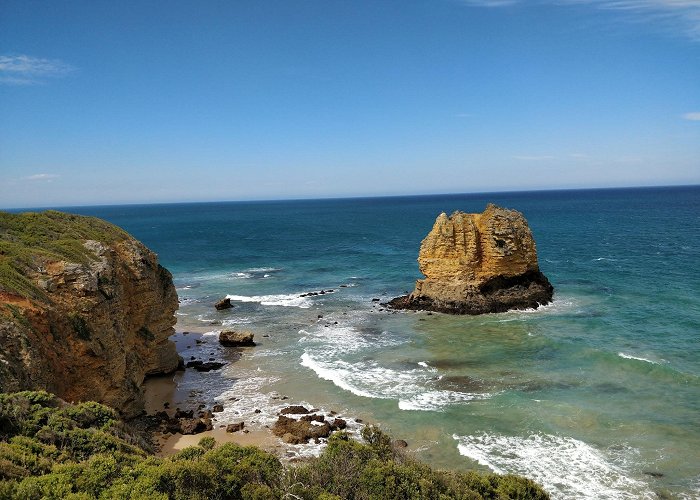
0 210 129 300
0 391 549 499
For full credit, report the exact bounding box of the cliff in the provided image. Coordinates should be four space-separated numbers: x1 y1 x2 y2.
0 211 180 418
388 204 553 314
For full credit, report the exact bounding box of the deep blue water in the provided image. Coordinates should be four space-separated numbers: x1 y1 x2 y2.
36 186 700 498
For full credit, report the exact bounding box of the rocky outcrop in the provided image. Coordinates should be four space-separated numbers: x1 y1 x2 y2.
0 211 181 418
271 413 346 444
214 297 233 310
388 204 553 314
219 330 255 347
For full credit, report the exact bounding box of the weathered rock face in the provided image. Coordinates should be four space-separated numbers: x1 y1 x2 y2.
388 204 553 314
0 211 181 418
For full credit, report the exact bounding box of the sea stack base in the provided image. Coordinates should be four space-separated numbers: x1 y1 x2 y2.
387 270 553 315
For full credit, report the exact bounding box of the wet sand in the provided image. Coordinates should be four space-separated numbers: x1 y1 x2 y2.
143 330 286 457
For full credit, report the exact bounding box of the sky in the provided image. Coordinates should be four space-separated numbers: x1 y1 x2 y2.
0 0 698 208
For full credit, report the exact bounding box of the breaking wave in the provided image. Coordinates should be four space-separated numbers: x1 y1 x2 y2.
453 433 653 499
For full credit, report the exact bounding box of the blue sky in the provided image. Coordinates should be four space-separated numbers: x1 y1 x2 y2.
1 0 698 208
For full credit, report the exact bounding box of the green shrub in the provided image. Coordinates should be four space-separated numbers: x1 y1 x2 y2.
0 392 549 500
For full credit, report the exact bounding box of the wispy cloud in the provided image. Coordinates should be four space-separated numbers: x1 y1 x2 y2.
24 173 61 182
462 0 700 40
683 111 700 120
512 155 557 160
0 55 74 85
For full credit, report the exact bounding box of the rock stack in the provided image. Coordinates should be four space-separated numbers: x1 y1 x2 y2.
388 204 553 314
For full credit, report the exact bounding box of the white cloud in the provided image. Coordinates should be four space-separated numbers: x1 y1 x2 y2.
683 111 700 120
462 0 700 40
0 55 74 85
24 173 61 181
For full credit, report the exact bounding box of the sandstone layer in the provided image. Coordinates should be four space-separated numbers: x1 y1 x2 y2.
388 204 553 314
0 211 181 417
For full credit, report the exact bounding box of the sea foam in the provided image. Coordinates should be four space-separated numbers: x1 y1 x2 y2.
299 323 491 410
226 293 312 308
453 433 653 499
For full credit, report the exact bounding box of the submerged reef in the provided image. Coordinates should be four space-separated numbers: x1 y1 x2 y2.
389 204 553 314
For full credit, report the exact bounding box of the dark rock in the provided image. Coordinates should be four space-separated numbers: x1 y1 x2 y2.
643 471 664 478
300 414 325 423
272 415 332 444
331 418 347 430
212 404 224 413
174 409 194 419
179 417 212 435
215 298 234 310
279 405 310 415
372 298 380 302
219 330 256 347
199 410 213 419
226 422 245 433
186 360 226 372
394 439 408 448
254 409 261 413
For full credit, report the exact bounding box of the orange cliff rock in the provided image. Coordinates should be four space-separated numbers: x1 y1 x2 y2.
388 204 553 314
0 211 181 417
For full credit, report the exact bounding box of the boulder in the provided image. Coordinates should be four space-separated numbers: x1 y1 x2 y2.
179 417 213 435
215 298 233 310
279 405 311 415
219 330 256 347
271 415 332 444
388 204 553 315
226 422 245 433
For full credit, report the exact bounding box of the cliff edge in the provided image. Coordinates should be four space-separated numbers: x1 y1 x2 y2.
0 210 180 417
388 204 553 314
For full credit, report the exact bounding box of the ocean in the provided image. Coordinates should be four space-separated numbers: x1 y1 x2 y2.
60 186 699 499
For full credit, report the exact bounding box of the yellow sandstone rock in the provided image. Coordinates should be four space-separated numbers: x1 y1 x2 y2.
0 211 181 417
389 204 553 314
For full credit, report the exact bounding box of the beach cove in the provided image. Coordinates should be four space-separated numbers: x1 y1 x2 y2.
71 186 700 499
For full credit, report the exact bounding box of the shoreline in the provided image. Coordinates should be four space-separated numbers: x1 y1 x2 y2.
142 327 368 459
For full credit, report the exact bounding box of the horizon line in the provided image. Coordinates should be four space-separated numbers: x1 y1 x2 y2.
3 182 699 212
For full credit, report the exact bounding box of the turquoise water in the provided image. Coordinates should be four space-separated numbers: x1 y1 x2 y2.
65 186 699 498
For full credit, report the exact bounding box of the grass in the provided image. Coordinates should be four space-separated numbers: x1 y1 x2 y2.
0 210 130 300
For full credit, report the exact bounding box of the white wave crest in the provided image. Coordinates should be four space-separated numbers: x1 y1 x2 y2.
453 433 653 499
226 293 311 308
300 325 491 411
398 390 491 411
617 352 661 365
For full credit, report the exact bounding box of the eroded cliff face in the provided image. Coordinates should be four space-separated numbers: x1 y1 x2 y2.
389 204 553 314
0 211 180 417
